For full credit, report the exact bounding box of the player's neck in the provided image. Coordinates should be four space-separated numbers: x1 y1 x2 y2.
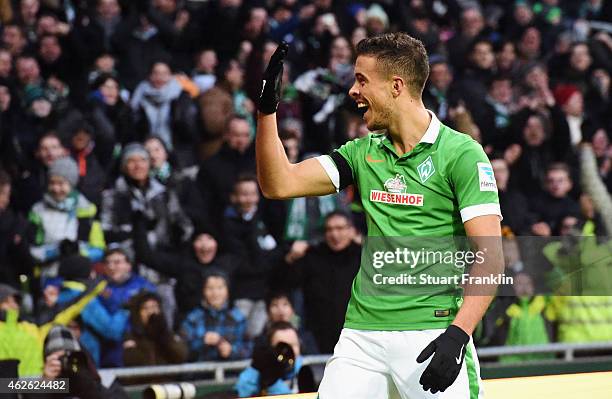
387 102 431 156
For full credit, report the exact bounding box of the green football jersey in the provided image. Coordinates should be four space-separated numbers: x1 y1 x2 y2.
317 112 501 330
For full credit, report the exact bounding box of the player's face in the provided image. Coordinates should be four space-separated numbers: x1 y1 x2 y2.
349 55 393 131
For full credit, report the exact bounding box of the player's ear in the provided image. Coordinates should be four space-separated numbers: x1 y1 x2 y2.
391 76 404 98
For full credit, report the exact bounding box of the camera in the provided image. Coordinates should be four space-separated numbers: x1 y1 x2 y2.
59 351 89 375
252 342 296 389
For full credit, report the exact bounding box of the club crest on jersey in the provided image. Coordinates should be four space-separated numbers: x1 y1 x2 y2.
370 174 424 206
477 162 497 192
417 156 435 183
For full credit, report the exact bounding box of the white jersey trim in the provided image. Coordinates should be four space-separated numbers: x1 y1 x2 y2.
460 203 503 223
316 155 340 192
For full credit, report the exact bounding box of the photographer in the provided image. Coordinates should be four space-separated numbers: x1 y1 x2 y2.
123 291 188 367
39 325 128 399
235 321 305 397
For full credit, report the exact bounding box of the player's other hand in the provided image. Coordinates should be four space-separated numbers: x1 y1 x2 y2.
416 325 470 394
258 41 289 115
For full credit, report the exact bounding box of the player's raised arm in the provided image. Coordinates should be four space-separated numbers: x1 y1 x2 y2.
256 42 337 199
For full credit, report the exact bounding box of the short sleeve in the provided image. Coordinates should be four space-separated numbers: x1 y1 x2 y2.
448 140 502 223
316 138 358 191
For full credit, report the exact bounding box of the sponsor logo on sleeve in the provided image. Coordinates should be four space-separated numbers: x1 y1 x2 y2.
369 174 424 206
477 162 497 192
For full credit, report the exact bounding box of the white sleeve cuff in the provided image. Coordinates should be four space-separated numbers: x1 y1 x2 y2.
460 203 503 223
315 155 339 192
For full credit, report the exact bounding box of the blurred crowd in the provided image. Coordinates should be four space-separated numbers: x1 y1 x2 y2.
0 0 612 394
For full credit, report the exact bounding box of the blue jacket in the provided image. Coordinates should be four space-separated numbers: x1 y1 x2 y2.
235 356 303 397
52 281 130 366
99 273 157 314
181 302 251 361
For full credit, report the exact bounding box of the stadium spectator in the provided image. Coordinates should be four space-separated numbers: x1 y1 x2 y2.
223 175 283 338
197 115 256 224
0 170 33 288
235 321 304 397
285 211 361 353
181 270 251 361
100 143 193 252
253 292 318 355
87 73 136 165
37 255 129 367
28 157 105 277
531 163 581 235
133 213 240 322
131 61 199 167
96 247 156 367
122 291 188 367
0 279 105 376
491 158 535 235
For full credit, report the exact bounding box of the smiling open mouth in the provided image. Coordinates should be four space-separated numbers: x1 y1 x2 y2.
356 101 369 116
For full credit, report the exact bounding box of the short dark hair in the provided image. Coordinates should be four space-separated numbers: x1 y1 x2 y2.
324 210 354 226
104 246 131 263
266 321 297 345
234 173 258 188
265 291 293 310
546 162 571 177
355 32 429 97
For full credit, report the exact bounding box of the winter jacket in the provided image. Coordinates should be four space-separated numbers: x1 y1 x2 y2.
133 216 241 319
288 242 361 353
181 302 251 361
37 279 132 367
0 280 106 376
197 143 256 225
223 206 283 300
235 356 303 397
122 293 188 367
28 192 105 265
100 176 193 252
132 78 199 167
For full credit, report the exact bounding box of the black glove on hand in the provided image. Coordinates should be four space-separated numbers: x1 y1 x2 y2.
258 41 289 114
416 325 470 394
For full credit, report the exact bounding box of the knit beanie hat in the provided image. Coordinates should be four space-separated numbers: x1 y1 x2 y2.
48 157 79 187
121 142 150 169
553 84 580 107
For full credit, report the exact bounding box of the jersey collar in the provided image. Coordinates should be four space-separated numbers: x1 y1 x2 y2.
378 109 441 154
420 110 441 144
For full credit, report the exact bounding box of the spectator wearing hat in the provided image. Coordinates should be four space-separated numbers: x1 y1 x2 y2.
100 142 193 253
42 325 130 399
28 156 105 277
552 83 584 150
144 136 206 228
181 270 251 361
122 291 188 367
0 279 106 377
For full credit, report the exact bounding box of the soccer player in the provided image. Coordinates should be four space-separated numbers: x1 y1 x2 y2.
256 33 502 398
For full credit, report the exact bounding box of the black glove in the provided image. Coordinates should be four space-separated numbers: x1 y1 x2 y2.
416 325 470 394
258 41 289 114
